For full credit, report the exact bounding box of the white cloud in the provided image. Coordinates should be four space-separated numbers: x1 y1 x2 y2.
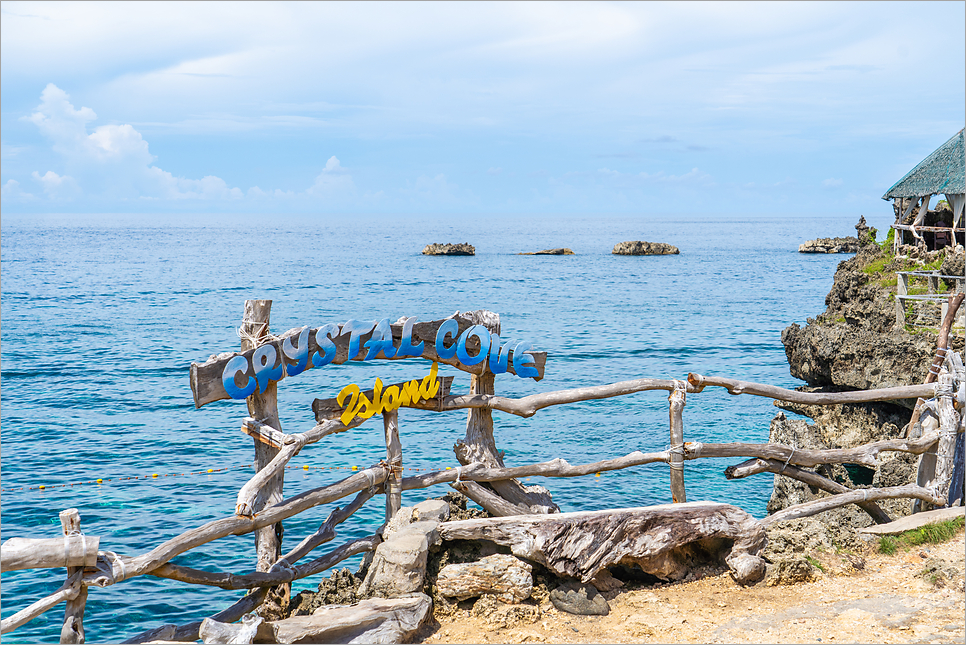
31 169 79 197
1 178 34 200
823 177 844 188
24 83 242 201
306 156 355 198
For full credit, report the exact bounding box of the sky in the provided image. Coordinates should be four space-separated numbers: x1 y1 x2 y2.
1 1 964 217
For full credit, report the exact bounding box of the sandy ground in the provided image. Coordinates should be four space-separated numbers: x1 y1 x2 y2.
416 530 965 644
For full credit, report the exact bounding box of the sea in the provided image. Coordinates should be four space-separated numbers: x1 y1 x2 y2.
0 212 874 643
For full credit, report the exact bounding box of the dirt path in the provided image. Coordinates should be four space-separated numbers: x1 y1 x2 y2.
418 531 965 644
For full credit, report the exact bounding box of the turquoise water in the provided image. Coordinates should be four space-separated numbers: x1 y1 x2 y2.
1 213 848 643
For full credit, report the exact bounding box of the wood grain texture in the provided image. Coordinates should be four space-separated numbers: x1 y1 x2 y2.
235 416 365 517
60 509 87 644
762 483 945 525
668 384 687 503
191 312 546 407
0 536 100 572
687 373 937 404
384 410 402 521
724 458 891 524
438 503 767 586
684 433 940 468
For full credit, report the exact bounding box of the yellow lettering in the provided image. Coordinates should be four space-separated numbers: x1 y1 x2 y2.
337 384 361 425
400 379 420 406
419 362 440 399
382 385 401 412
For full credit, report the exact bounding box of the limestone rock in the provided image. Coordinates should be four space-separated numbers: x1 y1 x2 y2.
422 243 475 256
549 582 609 616
413 499 450 523
199 613 262 644
359 520 440 598
436 554 533 603
798 237 859 253
589 568 624 591
470 594 541 628
612 240 679 255
518 248 575 255
267 595 432 644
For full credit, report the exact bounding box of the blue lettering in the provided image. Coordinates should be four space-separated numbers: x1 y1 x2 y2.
456 325 490 366
341 319 376 360
282 327 310 376
222 355 256 399
512 341 539 378
253 343 284 393
364 318 397 360
396 316 424 357
435 318 459 360
311 323 340 367
487 334 512 374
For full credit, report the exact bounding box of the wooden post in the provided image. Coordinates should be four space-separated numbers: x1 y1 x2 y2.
668 382 687 503
383 410 402 521
454 325 558 514
930 369 958 507
240 300 288 613
60 509 87 644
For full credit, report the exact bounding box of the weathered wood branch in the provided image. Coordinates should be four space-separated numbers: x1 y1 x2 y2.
0 535 100 572
235 416 365 517
687 373 937 404
190 311 545 407
452 481 532 517
668 383 687 503
684 433 940 468
441 377 679 418
124 492 378 644
402 451 670 491
384 410 402 520
242 300 285 588
60 509 88 644
148 535 379 590
725 458 891 524
0 572 81 635
929 370 959 507
762 483 945 525
438 503 767 586
905 294 963 434
82 465 390 587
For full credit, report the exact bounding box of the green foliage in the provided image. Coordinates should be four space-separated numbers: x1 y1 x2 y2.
806 555 826 573
862 253 893 276
877 517 965 555
880 227 896 248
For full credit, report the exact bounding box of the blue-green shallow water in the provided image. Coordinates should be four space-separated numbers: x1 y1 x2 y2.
1 213 850 643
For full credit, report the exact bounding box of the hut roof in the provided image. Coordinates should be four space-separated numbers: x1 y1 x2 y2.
882 128 965 200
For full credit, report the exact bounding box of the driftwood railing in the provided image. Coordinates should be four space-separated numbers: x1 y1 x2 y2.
3 300 964 644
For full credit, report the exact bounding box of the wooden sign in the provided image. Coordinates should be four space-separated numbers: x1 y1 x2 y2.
190 313 546 408
315 367 455 425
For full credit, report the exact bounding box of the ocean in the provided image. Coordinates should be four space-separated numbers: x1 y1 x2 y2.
1 212 859 643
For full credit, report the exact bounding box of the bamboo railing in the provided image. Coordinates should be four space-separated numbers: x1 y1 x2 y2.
2 300 964 644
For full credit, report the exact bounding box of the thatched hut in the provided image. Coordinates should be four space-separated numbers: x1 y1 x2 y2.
883 128 965 251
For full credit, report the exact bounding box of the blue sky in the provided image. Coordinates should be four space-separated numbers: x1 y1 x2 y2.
1 1 963 216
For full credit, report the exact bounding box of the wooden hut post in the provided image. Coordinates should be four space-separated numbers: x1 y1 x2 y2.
59 509 87 644
383 410 402 520
240 300 289 613
668 382 687 503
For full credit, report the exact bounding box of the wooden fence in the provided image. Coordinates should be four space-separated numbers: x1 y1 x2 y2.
2 300 964 644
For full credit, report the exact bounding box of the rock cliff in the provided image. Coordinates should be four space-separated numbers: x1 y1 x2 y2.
612 241 679 255
771 225 964 518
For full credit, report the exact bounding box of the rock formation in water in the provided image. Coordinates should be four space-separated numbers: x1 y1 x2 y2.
612 241 679 255
423 243 476 256
798 237 860 253
518 248 575 255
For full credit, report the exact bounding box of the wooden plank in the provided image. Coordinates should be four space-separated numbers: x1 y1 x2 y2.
668 384 687 503
191 313 546 408
384 410 402 521
312 376 454 422
858 506 964 535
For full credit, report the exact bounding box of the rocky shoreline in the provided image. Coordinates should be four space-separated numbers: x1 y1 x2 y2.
270 223 964 641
